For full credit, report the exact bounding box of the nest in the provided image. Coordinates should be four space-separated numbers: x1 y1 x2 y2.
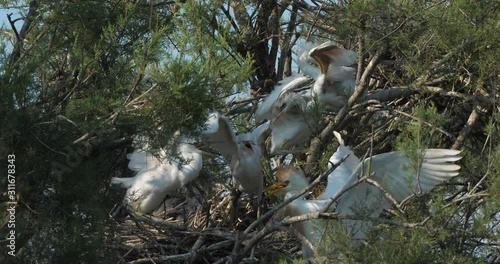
106 187 301 263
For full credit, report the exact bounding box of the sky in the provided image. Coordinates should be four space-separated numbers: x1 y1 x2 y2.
0 5 22 52
0 2 306 101
0 4 22 29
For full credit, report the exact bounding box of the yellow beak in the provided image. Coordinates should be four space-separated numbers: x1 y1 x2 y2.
263 181 289 198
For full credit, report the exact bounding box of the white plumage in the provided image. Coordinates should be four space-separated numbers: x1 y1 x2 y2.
296 41 322 79
272 165 328 259
309 41 357 111
269 90 316 154
268 132 462 260
202 112 270 202
256 41 357 155
111 137 203 214
255 74 311 123
323 131 462 240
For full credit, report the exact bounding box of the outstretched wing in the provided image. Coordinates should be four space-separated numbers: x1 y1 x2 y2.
355 149 462 201
256 74 311 123
331 147 461 240
202 112 238 159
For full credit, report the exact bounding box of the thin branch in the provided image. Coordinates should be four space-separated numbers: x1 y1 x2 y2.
281 212 431 230
31 131 68 157
229 95 265 106
6 13 21 41
356 34 364 84
423 86 494 107
334 49 384 128
365 178 404 214
452 106 481 150
305 119 335 175
393 109 456 140
226 158 345 263
443 192 490 209
363 87 415 102
321 172 371 213
244 160 341 235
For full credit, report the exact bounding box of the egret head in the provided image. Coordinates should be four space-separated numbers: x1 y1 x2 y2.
265 165 309 197
272 93 307 123
240 140 256 154
309 41 357 74
237 131 257 155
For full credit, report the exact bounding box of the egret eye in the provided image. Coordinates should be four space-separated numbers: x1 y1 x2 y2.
279 103 287 111
244 142 253 150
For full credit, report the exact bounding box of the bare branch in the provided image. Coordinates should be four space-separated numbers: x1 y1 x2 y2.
393 109 456 140
452 106 481 150
423 86 494 107
334 49 384 128
225 158 345 263
363 87 415 102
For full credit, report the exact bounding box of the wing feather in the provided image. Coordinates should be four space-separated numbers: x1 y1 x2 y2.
127 151 162 172
255 75 311 123
202 112 238 159
336 149 462 204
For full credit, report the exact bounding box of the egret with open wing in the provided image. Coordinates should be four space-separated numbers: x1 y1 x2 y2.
202 112 270 203
266 132 462 261
255 74 311 123
111 136 203 215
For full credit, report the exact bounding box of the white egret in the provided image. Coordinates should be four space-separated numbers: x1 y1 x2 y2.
308 41 357 111
255 74 311 123
296 41 323 79
269 90 316 154
256 41 356 154
266 132 462 260
111 136 203 215
202 112 270 203
322 132 462 240
268 165 330 259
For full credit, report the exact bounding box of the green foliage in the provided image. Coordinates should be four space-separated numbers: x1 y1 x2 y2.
279 258 307 264
394 103 447 190
0 0 497 262
0 0 253 262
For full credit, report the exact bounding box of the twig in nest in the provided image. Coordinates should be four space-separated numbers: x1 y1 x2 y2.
225 157 346 263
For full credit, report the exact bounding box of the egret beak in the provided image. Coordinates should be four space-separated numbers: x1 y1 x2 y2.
263 181 289 198
271 106 286 124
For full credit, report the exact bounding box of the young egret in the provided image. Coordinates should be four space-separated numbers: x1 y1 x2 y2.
269 90 317 154
255 74 311 123
268 165 330 260
257 41 356 154
309 41 357 111
296 41 323 79
202 112 270 203
111 136 203 215
266 133 462 260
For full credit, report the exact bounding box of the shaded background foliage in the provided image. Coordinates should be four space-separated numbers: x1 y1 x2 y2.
0 0 498 263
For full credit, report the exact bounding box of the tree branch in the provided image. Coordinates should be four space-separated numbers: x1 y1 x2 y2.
226 159 345 263
335 49 384 128
452 106 481 150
